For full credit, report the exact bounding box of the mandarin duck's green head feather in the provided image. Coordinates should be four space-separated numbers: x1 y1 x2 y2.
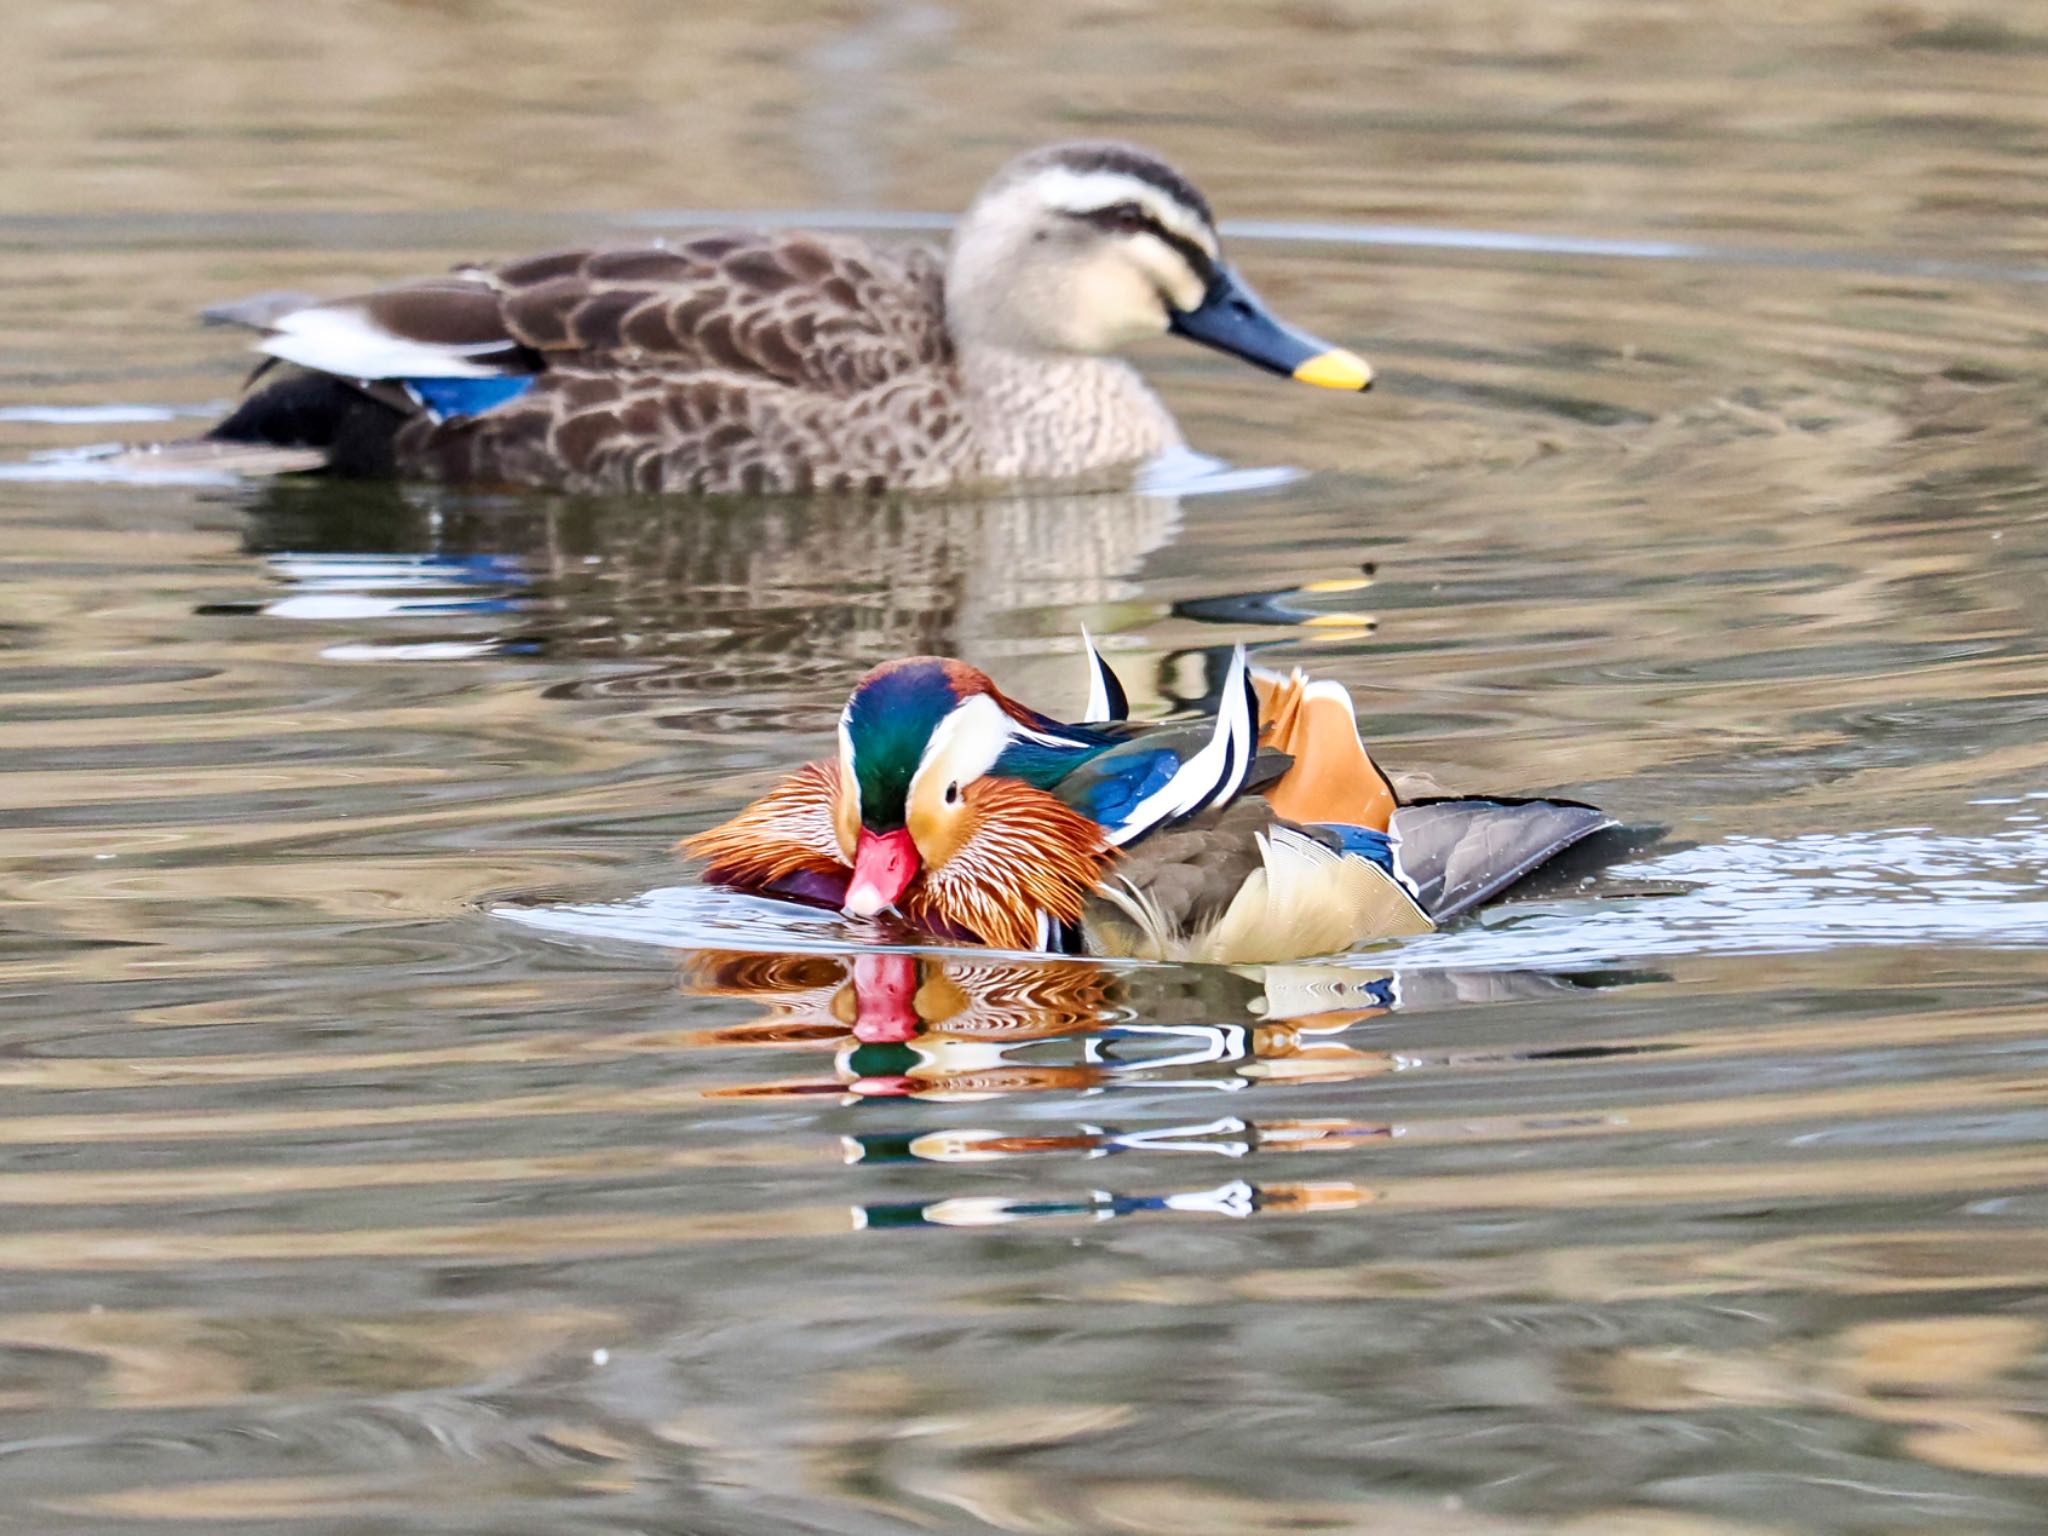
838 657 1119 834
835 656 1122 932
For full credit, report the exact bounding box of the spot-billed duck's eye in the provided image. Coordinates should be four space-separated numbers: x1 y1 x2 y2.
1104 201 1148 234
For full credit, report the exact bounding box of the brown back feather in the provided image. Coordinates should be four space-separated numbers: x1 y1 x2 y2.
388 233 963 494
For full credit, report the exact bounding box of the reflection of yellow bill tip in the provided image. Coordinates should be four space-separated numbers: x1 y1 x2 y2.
1292 348 1374 391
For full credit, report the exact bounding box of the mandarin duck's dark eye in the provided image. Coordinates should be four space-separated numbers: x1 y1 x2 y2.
944 781 961 805
1105 201 1148 234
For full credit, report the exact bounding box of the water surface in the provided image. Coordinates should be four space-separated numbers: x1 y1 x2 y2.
5 5 2048 1531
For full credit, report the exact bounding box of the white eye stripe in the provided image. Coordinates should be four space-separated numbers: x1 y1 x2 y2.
909 694 1018 802
1026 167 1218 258
844 692 1086 823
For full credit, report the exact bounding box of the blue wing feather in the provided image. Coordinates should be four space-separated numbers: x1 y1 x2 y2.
404 375 536 420
1061 746 1184 828
1311 823 1396 874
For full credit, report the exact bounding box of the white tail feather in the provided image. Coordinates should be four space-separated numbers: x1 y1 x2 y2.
259 306 514 381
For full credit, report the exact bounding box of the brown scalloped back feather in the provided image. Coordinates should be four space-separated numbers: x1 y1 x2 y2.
379 234 968 495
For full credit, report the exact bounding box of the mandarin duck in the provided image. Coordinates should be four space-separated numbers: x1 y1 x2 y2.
171 141 1372 493
688 641 1615 964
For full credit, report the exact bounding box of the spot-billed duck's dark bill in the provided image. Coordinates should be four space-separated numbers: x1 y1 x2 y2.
1169 266 1373 391
844 827 920 918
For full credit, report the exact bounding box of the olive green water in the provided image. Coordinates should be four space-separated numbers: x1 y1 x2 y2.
6 4 2048 1532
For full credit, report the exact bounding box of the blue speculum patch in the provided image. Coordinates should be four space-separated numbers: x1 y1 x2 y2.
405 375 536 420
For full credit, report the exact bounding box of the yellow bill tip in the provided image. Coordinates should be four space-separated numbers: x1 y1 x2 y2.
1292 349 1374 391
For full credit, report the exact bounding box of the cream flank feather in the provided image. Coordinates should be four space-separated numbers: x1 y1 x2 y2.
1093 825 1432 965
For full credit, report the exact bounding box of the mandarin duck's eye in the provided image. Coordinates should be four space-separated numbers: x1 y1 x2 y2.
944 782 961 805
1105 201 1147 234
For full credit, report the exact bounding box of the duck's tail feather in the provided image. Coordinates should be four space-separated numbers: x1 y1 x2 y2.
203 366 409 478
1390 798 1616 921
200 290 322 330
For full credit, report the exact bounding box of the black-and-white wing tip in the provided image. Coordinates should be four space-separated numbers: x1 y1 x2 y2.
1106 644 1257 847
1079 626 1130 724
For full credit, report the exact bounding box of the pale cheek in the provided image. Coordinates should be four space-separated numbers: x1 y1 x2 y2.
1159 264 1208 314
1061 263 1169 352
1130 237 1207 317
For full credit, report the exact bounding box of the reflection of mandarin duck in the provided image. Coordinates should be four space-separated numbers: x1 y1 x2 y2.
686 950 1398 1103
688 949 1114 1047
688 643 1617 963
185 141 1369 493
689 950 1119 1101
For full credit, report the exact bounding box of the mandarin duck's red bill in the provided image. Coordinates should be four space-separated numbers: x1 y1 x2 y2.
685 642 1619 965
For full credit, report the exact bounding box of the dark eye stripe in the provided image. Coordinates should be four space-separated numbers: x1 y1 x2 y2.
1071 205 1216 288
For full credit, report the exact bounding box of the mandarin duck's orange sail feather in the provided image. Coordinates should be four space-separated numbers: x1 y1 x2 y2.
1253 667 1398 831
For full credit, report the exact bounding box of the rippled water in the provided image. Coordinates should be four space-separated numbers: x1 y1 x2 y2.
7 4 2048 1532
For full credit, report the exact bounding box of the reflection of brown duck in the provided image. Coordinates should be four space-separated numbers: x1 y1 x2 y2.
237 479 1181 706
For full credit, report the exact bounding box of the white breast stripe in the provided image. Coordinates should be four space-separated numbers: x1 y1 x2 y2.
1200 658 1257 813
837 713 861 826
260 305 516 382
1105 646 1255 847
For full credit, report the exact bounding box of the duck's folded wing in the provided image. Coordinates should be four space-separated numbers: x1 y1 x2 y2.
1051 646 1283 846
1056 731 1291 838
488 236 950 395
1389 798 1616 921
225 234 951 405
255 278 537 387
